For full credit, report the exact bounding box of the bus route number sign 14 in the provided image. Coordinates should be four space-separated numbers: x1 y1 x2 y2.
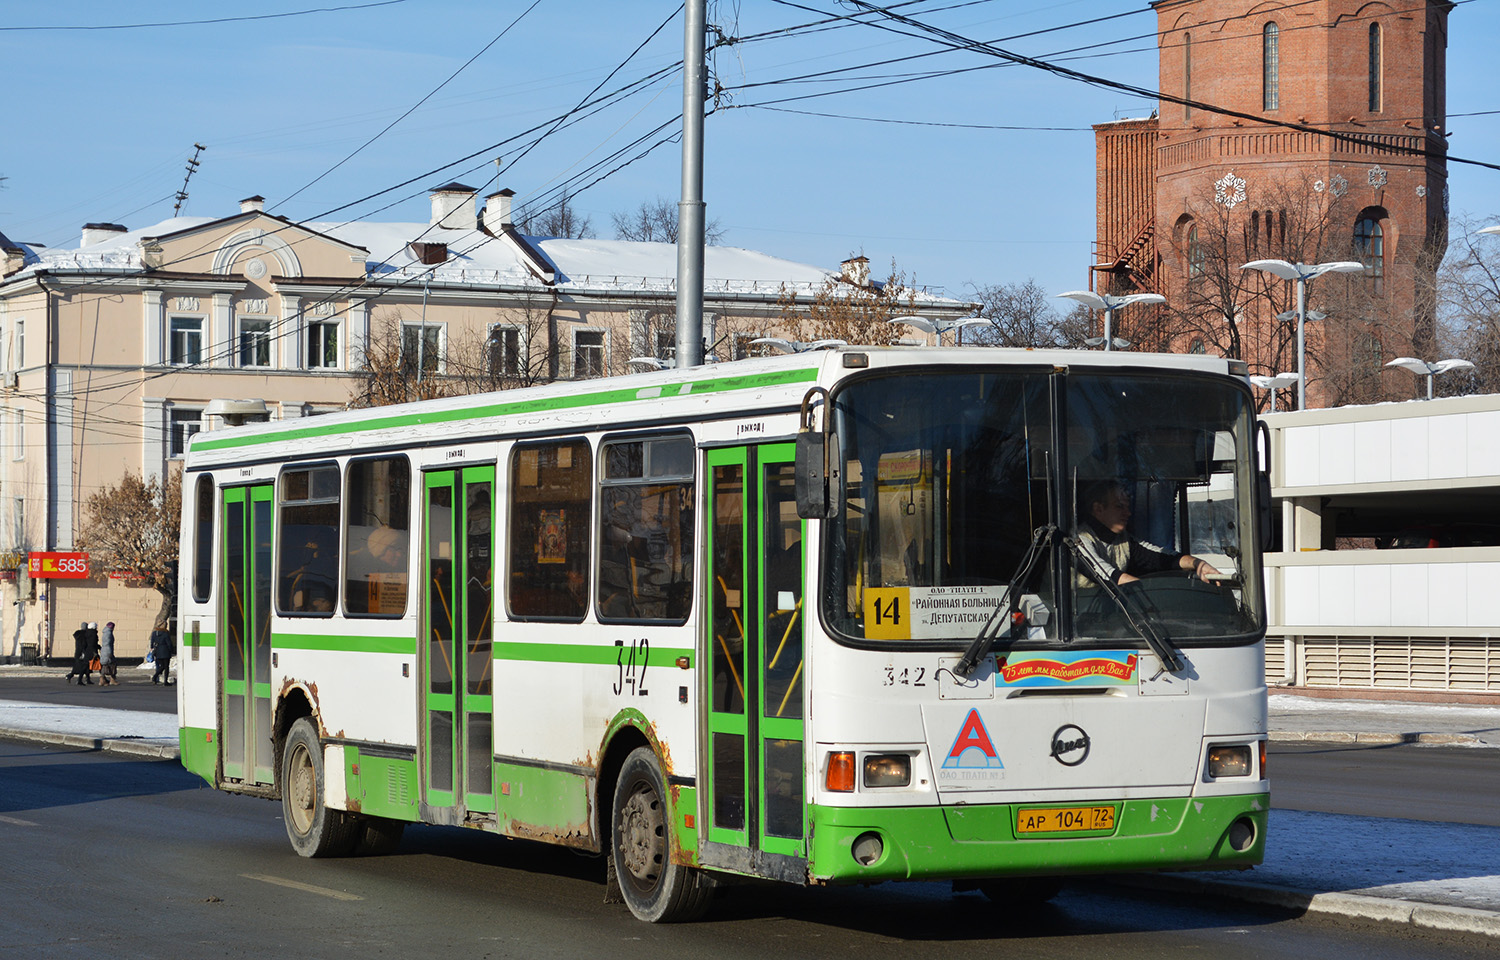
863 585 1007 641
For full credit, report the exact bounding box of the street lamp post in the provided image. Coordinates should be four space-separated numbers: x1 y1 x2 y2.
1055 291 1166 351
1241 260 1365 410
888 315 991 346
1248 373 1299 411
1384 357 1475 399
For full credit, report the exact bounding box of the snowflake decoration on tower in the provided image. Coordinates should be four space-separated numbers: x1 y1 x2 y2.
1416 184 1428 199
1368 165 1388 188
1330 174 1349 198
1314 179 1326 193
1214 171 1247 209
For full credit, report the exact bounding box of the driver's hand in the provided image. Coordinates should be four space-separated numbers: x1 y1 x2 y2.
1192 558 1221 582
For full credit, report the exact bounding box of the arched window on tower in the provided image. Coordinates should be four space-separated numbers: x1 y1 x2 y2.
1354 210 1385 295
1263 23 1280 111
1250 211 1261 251
1368 22 1383 112
1188 223 1205 279
1184 32 1193 119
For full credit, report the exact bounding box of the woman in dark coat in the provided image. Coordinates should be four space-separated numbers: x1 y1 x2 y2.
67 622 97 685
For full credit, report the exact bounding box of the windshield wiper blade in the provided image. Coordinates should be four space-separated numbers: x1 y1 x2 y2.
955 524 1055 678
1063 535 1184 675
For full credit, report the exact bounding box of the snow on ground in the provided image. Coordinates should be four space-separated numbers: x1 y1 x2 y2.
0 699 178 741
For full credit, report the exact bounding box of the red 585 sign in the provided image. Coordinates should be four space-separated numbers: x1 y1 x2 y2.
29 552 90 579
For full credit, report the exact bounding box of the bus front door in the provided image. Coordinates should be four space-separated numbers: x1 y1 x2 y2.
420 467 497 823
221 484 275 786
702 443 807 878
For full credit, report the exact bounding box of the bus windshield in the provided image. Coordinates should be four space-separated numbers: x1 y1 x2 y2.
823 368 1263 648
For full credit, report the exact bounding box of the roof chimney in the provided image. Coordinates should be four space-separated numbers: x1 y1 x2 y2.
81 223 128 248
429 183 477 230
841 255 870 287
240 195 266 213
484 189 515 231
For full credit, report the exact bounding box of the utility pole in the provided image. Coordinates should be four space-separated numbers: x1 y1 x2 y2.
173 143 207 216
674 0 706 368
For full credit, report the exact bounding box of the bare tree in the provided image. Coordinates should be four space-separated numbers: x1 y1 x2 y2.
1431 212 1500 396
76 470 182 624
351 292 558 408
777 261 920 347
515 191 595 239
612 197 725 245
967 278 1091 348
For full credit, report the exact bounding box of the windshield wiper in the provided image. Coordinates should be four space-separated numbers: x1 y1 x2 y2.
955 524 1055 678
1063 536 1184 675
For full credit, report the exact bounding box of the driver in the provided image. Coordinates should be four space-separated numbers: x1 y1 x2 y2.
1076 479 1221 586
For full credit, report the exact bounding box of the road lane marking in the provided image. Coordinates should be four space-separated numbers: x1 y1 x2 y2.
0 815 39 826
240 873 364 901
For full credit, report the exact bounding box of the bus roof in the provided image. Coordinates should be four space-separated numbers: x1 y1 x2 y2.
183 346 1242 469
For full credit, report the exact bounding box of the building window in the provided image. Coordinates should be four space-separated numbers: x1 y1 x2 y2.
1354 215 1385 294
170 317 203 365
1183 32 1192 119
308 321 340 369
1187 223 1205 278
1368 22 1383 112
169 408 202 458
400 322 443 377
487 325 521 378
573 328 605 379
653 327 676 361
1263 22 1280 111
239 317 272 368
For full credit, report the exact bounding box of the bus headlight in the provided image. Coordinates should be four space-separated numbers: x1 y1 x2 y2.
1206 744 1252 779
862 754 911 787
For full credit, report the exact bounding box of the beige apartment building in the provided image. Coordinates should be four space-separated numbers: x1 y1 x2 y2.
0 184 971 659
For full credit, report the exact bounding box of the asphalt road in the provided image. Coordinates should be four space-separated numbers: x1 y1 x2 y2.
1 740 1494 960
1270 741 1500 826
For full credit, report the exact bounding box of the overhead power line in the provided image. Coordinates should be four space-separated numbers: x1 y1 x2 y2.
0 1 413 32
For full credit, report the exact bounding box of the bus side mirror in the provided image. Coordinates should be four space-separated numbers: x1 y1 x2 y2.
795 387 836 520
795 431 834 519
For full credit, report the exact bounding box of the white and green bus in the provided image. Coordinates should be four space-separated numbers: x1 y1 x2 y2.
176 346 1270 922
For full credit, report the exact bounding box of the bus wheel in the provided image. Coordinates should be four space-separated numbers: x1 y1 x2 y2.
977 877 1062 905
611 747 713 922
282 718 358 858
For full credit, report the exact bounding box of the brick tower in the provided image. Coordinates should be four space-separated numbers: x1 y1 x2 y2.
1093 0 1453 407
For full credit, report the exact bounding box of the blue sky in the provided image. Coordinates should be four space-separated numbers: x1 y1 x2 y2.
2 0 1496 307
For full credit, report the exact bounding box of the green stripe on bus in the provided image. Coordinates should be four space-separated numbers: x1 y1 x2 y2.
274 633 416 655
193 367 820 452
494 641 693 667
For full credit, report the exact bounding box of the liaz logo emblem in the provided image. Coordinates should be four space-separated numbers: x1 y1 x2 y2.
1050 724 1091 766
942 708 1004 771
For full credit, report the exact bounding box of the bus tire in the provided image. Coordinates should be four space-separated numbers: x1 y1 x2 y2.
977 877 1062 906
355 816 406 856
282 718 359 858
611 746 713 922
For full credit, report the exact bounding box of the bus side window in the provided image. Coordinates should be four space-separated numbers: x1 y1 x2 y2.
509 439 592 620
277 464 341 616
192 473 215 602
597 435 694 623
344 456 412 617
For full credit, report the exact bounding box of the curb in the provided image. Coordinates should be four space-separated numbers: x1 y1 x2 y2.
0 727 179 760
1110 872 1500 938
1269 730 1485 746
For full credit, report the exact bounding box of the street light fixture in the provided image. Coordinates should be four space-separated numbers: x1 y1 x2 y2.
1055 291 1166 351
749 337 847 354
1479 226 1500 236
1384 357 1475 399
888 315 991 346
1248 373 1299 411
1241 259 1365 410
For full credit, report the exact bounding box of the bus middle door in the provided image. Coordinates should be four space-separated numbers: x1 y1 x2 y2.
701 443 807 879
220 483 275 787
420 466 496 824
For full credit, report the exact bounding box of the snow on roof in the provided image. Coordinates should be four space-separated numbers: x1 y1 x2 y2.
8 212 968 307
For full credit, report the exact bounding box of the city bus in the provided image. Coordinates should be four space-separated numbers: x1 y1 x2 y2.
176 346 1270 922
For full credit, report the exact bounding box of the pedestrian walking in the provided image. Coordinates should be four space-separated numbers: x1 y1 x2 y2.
66 622 97 685
149 624 175 685
98 621 118 685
